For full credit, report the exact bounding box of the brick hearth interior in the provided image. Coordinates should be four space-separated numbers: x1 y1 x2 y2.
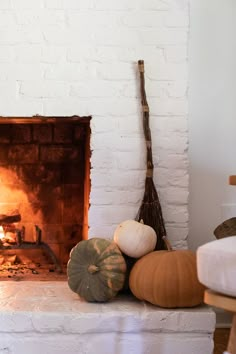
0 117 91 280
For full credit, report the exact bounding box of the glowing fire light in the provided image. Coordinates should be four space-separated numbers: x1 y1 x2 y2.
0 226 5 240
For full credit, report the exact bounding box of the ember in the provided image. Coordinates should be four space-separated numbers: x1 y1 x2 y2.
0 260 66 281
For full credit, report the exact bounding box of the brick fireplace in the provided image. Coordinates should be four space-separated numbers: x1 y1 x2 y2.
0 116 91 280
0 1 217 354
0 0 190 252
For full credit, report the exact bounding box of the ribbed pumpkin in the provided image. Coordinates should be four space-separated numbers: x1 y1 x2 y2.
67 238 127 302
129 243 205 308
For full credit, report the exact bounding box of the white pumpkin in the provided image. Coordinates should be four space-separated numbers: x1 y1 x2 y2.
113 219 157 258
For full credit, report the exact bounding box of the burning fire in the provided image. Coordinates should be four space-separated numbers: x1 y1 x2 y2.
0 226 5 240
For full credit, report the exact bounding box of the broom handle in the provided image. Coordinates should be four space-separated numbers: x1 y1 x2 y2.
138 60 154 178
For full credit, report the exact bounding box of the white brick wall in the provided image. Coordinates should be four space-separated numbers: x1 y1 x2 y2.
0 0 189 248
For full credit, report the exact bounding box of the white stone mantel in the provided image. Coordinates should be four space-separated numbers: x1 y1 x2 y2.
0 281 215 354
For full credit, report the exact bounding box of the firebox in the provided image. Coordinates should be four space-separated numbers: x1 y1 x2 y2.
0 116 91 281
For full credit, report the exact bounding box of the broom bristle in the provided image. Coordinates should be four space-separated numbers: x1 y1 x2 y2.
136 177 166 250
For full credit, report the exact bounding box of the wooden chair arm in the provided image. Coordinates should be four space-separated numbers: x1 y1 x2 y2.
229 175 236 185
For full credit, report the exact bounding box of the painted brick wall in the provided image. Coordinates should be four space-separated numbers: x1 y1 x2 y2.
0 0 189 248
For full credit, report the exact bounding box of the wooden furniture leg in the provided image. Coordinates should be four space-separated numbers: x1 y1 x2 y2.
228 313 236 354
204 290 236 354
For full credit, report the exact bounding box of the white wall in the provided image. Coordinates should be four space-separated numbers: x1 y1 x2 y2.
189 0 236 250
0 0 190 248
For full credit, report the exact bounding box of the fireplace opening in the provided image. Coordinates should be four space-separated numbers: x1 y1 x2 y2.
0 116 91 281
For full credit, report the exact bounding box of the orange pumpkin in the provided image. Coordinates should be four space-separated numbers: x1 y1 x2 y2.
129 241 205 308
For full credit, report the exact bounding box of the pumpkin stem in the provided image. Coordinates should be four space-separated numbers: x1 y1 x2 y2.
88 265 99 274
162 236 173 251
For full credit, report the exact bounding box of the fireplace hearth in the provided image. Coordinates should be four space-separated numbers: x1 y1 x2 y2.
0 116 91 281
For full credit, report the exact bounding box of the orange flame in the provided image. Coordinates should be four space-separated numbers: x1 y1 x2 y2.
0 226 5 240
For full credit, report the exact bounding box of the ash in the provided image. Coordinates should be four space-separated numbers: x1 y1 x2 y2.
0 254 66 281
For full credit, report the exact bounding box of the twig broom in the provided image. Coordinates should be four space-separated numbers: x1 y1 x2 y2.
136 60 166 250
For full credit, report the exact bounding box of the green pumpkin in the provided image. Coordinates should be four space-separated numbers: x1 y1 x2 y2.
67 238 127 302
